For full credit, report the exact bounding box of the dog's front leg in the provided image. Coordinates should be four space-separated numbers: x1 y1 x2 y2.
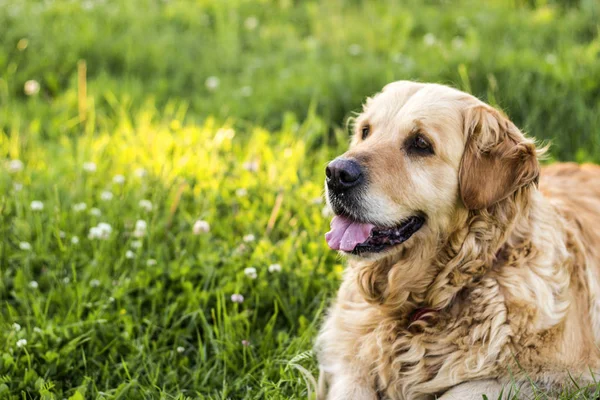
318 368 379 400
437 380 505 400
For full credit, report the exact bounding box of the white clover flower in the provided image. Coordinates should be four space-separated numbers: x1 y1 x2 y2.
33 327 42 334
97 223 112 238
241 339 250 347
134 168 147 178
176 346 185 353
139 199 153 211
90 208 102 216
59 231 66 238
135 220 147 231
244 16 259 30
98 222 112 233
29 281 39 289
347 43 362 56
133 219 147 238
205 76 220 91
89 222 111 240
230 293 244 303
125 250 135 259
19 242 32 251
100 191 114 201
146 259 157 266
240 86 253 97
112 174 125 184
24 80 40 96
214 128 235 144
244 267 257 279
243 234 255 242
8 159 24 173
131 240 142 249
242 160 259 172
193 220 210 235
83 162 97 172
73 202 87 212
268 263 282 273
90 279 100 287
63 277 70 284
236 188 248 197
16 339 27 348
13 183 23 191
12 323 21 331
30 201 44 211
108 297 115 303
423 33 436 46
71 236 80 245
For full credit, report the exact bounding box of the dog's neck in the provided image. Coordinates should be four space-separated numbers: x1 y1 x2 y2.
354 187 536 318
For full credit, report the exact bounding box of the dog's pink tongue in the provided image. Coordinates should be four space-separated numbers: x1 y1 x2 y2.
325 215 374 252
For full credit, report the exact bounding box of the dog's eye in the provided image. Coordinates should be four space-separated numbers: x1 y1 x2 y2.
361 125 370 140
414 136 430 150
406 134 434 155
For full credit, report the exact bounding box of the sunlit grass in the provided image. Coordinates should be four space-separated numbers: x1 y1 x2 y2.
0 102 344 398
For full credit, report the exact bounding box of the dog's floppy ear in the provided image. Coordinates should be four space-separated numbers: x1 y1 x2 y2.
459 106 539 210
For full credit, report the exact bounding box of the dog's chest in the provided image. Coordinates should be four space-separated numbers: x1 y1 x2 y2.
345 279 513 398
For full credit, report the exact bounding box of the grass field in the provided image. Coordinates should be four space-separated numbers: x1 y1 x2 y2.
1 0 600 398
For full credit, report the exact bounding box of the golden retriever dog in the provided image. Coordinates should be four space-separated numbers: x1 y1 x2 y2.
316 81 600 399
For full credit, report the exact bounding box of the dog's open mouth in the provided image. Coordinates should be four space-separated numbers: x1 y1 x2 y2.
325 215 425 255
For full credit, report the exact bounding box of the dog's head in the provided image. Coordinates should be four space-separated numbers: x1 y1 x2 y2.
325 81 539 260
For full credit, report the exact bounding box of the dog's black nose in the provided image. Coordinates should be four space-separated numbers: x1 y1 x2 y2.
326 158 363 191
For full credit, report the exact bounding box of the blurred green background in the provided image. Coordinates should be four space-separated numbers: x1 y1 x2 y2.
2 0 600 159
1 0 599 399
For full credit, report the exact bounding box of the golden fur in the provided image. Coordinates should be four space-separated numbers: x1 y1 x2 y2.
316 81 600 399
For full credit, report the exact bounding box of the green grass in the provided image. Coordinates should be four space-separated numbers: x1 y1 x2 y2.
1 107 338 398
1 0 600 398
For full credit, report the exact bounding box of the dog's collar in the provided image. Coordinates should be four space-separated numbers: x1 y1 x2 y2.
410 307 437 323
